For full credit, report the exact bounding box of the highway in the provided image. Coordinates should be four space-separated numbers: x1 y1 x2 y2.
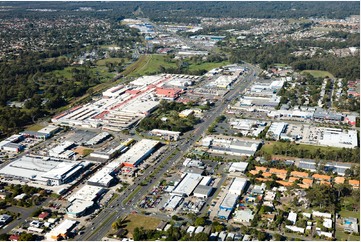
76 63 259 241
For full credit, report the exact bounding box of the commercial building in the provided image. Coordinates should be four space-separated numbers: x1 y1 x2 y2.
48 141 75 159
229 177 248 196
155 87 182 100
179 109 194 118
0 135 25 153
45 219 77 241
118 139 160 167
149 129 181 141
87 160 122 187
171 173 203 197
52 75 174 131
0 156 90 186
67 185 106 218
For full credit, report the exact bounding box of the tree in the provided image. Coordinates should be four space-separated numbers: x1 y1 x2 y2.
19 233 35 241
193 232 209 241
257 231 267 241
0 234 9 241
194 217 206 226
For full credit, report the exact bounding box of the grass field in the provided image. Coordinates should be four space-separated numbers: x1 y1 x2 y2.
339 210 360 219
188 60 230 71
96 58 128 66
124 214 161 238
51 66 116 82
127 54 230 77
336 230 360 241
301 70 334 78
26 124 46 131
261 141 342 155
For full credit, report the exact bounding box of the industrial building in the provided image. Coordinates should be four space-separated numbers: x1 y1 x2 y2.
164 195 183 211
21 125 60 140
266 122 288 140
228 162 249 173
0 156 90 186
118 139 160 167
67 185 106 218
201 135 262 157
193 185 213 199
171 173 203 197
228 177 248 196
219 193 238 211
318 129 358 148
85 132 111 146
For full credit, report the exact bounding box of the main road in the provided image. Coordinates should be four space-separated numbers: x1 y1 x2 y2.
76 63 259 241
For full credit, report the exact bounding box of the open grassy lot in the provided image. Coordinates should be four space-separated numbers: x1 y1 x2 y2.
129 54 175 76
188 60 230 72
336 230 360 241
127 54 230 77
124 214 161 238
51 66 116 82
339 210 360 219
25 124 46 131
261 141 341 154
301 70 334 78
96 58 128 66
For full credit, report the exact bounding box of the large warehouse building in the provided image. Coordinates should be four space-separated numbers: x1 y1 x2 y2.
228 177 248 196
117 139 160 167
0 156 90 186
171 173 203 197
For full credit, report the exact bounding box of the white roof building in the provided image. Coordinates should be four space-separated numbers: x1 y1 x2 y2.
312 211 332 219
195 226 204 234
67 185 106 218
199 176 212 186
46 219 77 241
187 226 196 235
171 173 203 197
164 195 183 211
287 211 297 225
229 162 249 173
285 225 305 234
229 177 248 196
267 122 288 140
318 129 358 148
117 139 159 167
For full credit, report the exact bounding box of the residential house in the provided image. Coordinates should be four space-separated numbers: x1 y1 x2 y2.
312 174 331 182
269 168 288 180
348 180 360 189
290 171 309 179
334 177 345 184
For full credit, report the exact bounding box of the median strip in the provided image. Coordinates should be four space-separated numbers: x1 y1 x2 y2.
86 212 116 240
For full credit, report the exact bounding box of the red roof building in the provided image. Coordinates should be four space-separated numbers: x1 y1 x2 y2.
156 87 182 100
38 211 50 220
